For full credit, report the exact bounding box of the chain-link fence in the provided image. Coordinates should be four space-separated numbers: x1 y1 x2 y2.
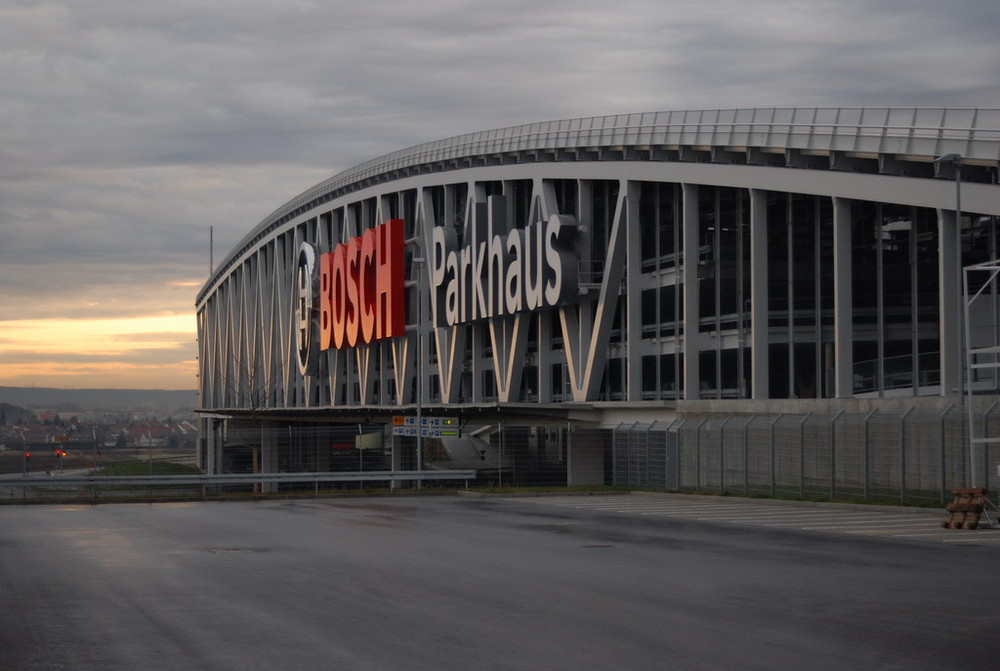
611 406 1000 505
194 406 1000 500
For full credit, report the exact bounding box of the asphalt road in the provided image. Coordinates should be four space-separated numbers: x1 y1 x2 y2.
1 495 998 670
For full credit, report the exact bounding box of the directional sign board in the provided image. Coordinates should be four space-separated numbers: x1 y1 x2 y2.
391 416 460 438
391 426 460 438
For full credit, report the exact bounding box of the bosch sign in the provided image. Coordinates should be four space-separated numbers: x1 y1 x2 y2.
319 218 406 350
295 219 406 376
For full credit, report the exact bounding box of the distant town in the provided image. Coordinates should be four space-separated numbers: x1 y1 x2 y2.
0 387 197 474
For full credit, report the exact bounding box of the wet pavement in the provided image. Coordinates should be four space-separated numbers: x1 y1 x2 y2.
1 495 998 669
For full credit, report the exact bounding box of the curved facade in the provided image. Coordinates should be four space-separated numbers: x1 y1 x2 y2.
196 108 1000 488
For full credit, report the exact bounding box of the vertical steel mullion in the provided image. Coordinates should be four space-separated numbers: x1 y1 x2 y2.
715 189 722 398
655 187 662 396
737 191 746 397
814 198 823 397
964 263 976 487
787 196 795 396
876 203 885 397
911 206 920 394
675 185 683 398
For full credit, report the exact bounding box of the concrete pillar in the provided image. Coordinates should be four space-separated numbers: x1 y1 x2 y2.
625 182 642 401
833 197 854 398
938 209 961 396
682 183 700 399
750 189 769 399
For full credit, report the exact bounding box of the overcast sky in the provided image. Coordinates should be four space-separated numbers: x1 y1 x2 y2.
1 0 998 390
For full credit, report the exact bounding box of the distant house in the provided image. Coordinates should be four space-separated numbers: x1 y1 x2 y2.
129 422 174 448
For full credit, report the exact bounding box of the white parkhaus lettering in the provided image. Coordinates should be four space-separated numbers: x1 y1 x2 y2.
430 195 580 327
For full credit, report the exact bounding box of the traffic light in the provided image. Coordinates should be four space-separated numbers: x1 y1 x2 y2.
24 452 30 461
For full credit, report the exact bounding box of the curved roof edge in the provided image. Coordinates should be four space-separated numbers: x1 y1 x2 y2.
200 107 1000 304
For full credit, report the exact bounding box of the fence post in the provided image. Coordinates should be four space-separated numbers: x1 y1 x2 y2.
630 421 642 488
695 418 708 492
670 419 682 490
864 409 877 501
743 415 755 495
900 407 915 504
939 406 953 503
645 423 653 490
982 401 999 492
611 425 619 487
769 415 781 497
719 416 732 492
830 410 844 501
799 412 812 499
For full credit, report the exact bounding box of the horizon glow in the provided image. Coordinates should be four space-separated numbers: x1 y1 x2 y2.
0 313 197 390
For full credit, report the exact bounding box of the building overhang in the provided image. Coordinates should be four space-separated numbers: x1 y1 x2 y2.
195 400 680 428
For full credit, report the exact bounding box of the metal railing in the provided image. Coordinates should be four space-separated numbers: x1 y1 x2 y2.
0 470 476 502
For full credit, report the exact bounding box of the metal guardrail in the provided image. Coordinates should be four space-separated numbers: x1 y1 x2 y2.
0 470 476 489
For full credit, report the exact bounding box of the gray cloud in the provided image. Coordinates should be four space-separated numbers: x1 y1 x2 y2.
0 0 997 385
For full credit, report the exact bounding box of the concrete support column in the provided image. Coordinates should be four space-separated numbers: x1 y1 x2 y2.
938 208 961 396
682 183 700 399
750 189 769 399
833 197 854 398
625 181 642 402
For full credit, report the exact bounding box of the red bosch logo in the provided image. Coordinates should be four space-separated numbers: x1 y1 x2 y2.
319 219 406 350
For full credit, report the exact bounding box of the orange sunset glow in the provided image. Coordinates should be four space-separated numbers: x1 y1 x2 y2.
0 313 197 389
